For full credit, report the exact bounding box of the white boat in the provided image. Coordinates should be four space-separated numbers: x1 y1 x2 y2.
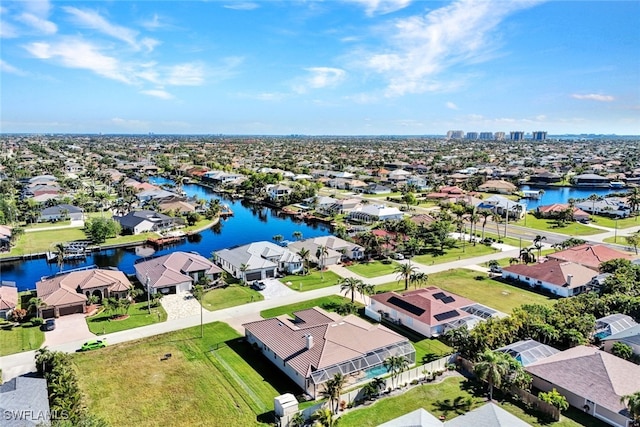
610 181 625 189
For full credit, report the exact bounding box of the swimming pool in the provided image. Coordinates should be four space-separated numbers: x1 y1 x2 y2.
365 365 388 379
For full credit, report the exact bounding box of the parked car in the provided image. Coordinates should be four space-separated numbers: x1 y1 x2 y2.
392 253 405 260
251 280 266 291
489 265 502 273
43 318 56 331
79 339 107 352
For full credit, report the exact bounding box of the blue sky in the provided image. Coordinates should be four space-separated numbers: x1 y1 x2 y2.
1 0 638 135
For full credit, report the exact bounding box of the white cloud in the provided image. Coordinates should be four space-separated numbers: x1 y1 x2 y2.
0 19 19 38
361 0 544 96
223 2 260 11
446 101 458 110
166 63 205 86
63 6 158 52
17 12 57 35
140 89 174 100
571 93 614 102
24 38 131 83
349 0 412 16
0 59 27 76
294 67 346 93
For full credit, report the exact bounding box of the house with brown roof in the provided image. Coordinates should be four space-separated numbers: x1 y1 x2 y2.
366 287 504 337
526 346 640 427
134 251 223 295
536 204 590 222
36 268 132 318
547 244 635 271
477 179 517 194
243 307 415 399
0 281 18 320
501 260 598 297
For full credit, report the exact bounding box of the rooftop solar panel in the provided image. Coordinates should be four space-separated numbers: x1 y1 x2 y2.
434 310 459 321
441 296 455 304
432 292 446 300
388 296 425 316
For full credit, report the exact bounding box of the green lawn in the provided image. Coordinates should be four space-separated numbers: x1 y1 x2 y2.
346 260 399 278
3 227 88 257
103 232 154 246
339 376 607 427
478 231 532 248
378 319 453 363
514 214 603 236
201 285 264 311
0 321 45 356
374 269 554 314
281 270 341 292
491 248 557 267
24 220 72 230
260 295 358 318
412 244 500 266
73 322 293 426
86 302 168 335
588 215 640 229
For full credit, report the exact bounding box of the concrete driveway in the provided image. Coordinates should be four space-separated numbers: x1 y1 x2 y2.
160 291 202 320
260 278 297 299
43 313 95 347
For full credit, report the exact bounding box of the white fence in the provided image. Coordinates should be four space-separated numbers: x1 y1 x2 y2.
277 354 456 427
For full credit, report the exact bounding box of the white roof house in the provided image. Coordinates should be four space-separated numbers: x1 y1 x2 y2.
214 241 302 282
348 204 404 223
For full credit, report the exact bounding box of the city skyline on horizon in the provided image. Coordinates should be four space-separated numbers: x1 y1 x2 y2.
1 1 639 135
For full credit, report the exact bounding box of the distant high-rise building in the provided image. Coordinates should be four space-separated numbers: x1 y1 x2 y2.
510 131 525 141
532 131 547 141
466 132 479 140
479 132 494 140
494 132 506 141
447 130 465 139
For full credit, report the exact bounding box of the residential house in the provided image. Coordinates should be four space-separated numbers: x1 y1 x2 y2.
312 196 338 214
134 251 223 295
0 376 51 427
387 168 412 185
527 172 563 185
526 346 640 427
0 225 11 252
501 260 598 297
287 240 342 267
157 199 196 214
602 324 640 357
214 241 303 282
348 204 404 223
311 235 365 261
496 339 560 367
594 314 638 340
36 268 132 318
266 184 293 201
243 307 415 398
546 244 635 271
406 174 428 190
477 179 517 194
572 173 610 187
39 204 84 222
478 195 526 219
202 170 245 186
364 183 392 195
0 281 18 320
366 287 504 337
536 204 590 222
114 210 184 235
326 198 361 215
575 198 631 218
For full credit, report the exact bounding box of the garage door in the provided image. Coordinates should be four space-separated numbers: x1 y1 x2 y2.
246 271 262 282
41 308 56 319
59 304 84 316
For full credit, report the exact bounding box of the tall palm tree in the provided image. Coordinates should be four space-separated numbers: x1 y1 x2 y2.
409 272 428 290
297 247 310 275
620 391 640 425
27 297 46 317
339 277 363 303
292 230 303 241
320 373 346 414
289 412 305 427
394 262 417 291
312 408 339 427
533 235 546 260
492 212 502 239
384 355 409 389
480 210 492 241
357 282 375 305
272 234 284 245
473 350 510 400
239 263 249 285
316 245 329 279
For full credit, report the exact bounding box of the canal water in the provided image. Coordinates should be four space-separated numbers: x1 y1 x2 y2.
0 178 331 291
518 185 623 210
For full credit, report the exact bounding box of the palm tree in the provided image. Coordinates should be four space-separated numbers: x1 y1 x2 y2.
289 412 305 427
297 247 310 275
27 297 46 317
384 355 409 389
492 212 502 239
519 247 536 264
239 263 249 285
533 235 546 260
409 272 428 289
292 230 303 241
312 408 339 427
320 373 346 414
620 391 640 425
394 262 417 291
369 376 386 396
357 282 375 305
53 242 67 272
473 350 510 400
316 245 329 279
339 277 363 303
272 234 284 245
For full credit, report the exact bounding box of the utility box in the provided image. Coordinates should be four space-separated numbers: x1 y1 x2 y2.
274 393 298 417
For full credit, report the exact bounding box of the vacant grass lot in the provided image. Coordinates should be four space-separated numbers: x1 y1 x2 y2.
413 244 500 266
0 321 45 356
73 322 295 427
86 302 168 335
281 270 341 292
260 295 356 318
375 269 554 314
339 376 608 427
3 228 87 257
346 260 399 278
589 215 639 229
514 214 603 236
201 285 264 311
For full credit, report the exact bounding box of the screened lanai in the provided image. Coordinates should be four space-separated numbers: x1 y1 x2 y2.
497 339 560 367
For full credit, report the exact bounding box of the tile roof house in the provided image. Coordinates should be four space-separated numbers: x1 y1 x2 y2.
477 179 517 194
546 244 635 271
114 210 184 235
0 281 18 320
214 241 303 282
501 260 598 297
134 251 224 294
536 204 590 222
36 268 132 318
526 346 640 427
243 307 415 398
0 376 51 427
366 287 504 337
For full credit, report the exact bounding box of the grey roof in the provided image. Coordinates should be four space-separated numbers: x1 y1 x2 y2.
595 314 638 338
114 210 174 228
497 339 560 367
215 241 300 271
602 324 640 346
0 376 51 427
445 402 532 427
40 203 83 215
378 408 442 427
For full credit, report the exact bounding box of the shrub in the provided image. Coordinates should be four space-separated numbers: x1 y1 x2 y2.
31 317 44 326
10 308 28 323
